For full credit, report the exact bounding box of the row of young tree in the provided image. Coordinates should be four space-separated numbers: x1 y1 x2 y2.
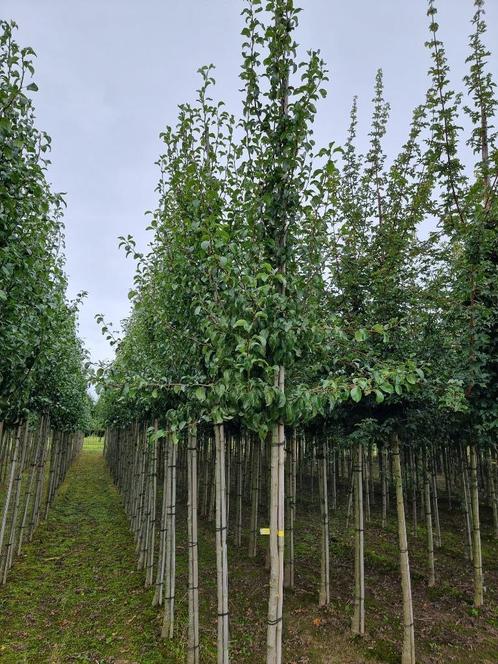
0 21 90 581
97 1 497 663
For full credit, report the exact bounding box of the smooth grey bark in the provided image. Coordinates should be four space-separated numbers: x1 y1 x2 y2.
318 442 330 606
424 449 435 587
392 434 415 664
470 445 484 608
249 437 260 559
352 443 365 636
214 424 229 664
162 434 177 639
187 424 200 664
461 447 473 562
266 411 285 664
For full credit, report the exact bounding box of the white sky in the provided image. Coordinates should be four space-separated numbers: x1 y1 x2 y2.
3 0 497 365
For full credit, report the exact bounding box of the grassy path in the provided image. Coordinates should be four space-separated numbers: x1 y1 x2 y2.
0 439 172 664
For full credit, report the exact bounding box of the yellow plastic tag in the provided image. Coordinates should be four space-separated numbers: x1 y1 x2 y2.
260 528 284 537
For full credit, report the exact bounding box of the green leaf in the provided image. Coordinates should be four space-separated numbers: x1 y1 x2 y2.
354 328 368 342
234 319 251 332
194 386 206 402
374 390 385 404
350 386 362 402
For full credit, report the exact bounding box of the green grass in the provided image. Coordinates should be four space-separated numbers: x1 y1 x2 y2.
0 440 174 663
83 436 104 453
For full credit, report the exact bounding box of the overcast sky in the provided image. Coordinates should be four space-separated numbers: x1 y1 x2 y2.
3 0 497 366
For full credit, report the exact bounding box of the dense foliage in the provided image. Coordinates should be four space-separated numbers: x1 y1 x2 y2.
0 20 90 430
97 0 496 460
95 2 497 662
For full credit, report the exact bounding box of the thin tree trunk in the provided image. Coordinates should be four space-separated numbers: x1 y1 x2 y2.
161 434 177 639
3 422 29 582
30 421 50 539
284 431 296 589
430 449 441 549
319 441 330 606
345 458 354 531
18 418 44 555
410 448 418 537
153 436 169 606
364 446 371 524
214 424 229 664
146 425 158 587
187 424 200 664
331 446 337 511
443 447 452 511
487 449 498 540
424 449 435 587
235 437 243 547
461 448 473 562
249 437 260 559
0 424 21 576
381 446 387 529
352 443 364 635
266 410 285 664
392 434 416 664
470 445 484 608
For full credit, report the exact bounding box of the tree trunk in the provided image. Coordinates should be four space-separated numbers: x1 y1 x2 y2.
424 449 435 587
146 425 158 587
318 441 330 606
266 366 285 664
18 418 44 555
381 446 387 529
430 449 441 549
284 431 296 589
153 435 169 607
187 424 200 664
392 434 416 664
249 437 260 559
214 424 229 664
161 434 177 639
0 423 21 577
352 443 364 635
364 446 371 524
3 422 29 582
469 445 484 608
331 447 337 511
235 436 243 547
487 449 498 540
461 448 473 562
